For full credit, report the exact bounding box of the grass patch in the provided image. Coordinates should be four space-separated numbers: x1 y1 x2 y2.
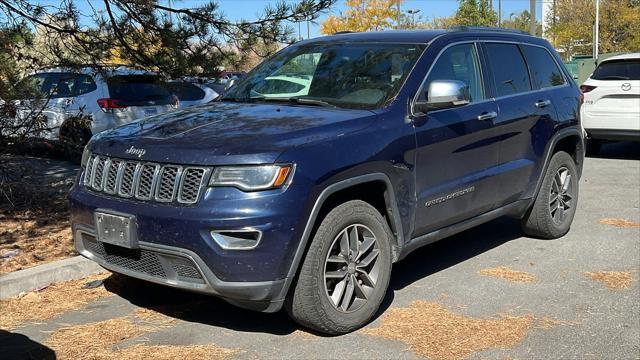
598 218 640 228
584 271 634 290
478 266 537 284
362 301 535 360
45 312 237 359
0 273 111 330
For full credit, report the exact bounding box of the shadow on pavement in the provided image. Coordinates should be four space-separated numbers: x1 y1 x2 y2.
0 330 56 360
587 141 640 160
104 216 540 336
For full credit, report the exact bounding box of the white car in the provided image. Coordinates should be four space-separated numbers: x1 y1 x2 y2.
15 66 178 144
581 53 640 153
167 81 218 108
253 75 311 98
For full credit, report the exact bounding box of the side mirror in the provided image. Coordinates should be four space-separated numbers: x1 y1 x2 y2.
415 80 471 113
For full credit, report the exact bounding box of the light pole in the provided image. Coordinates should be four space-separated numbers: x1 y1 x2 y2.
594 0 600 60
407 9 421 28
529 0 536 36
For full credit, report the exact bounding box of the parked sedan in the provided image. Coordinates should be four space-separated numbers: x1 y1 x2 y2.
167 81 218 108
581 53 640 154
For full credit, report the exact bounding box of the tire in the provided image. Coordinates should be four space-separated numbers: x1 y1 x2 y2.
285 200 393 335
521 151 579 239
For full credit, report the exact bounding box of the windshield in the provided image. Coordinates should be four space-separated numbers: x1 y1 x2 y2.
223 42 425 109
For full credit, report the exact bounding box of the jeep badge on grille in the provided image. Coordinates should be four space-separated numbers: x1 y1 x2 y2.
125 146 146 158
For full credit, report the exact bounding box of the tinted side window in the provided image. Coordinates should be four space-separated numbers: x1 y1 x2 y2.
592 59 640 80
418 43 484 103
74 74 97 96
485 43 531 97
168 82 205 101
522 45 565 89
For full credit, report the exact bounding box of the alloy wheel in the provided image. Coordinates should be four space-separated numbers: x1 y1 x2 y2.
549 166 573 225
323 224 381 313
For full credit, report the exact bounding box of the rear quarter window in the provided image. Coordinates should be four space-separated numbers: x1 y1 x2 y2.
167 82 206 101
592 59 640 80
522 45 565 89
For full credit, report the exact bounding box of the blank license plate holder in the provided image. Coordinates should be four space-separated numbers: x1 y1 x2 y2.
94 210 138 249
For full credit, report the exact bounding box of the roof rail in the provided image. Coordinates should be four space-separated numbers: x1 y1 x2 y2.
333 31 355 35
448 26 532 36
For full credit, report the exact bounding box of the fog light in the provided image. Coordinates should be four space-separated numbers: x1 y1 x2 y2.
211 229 262 250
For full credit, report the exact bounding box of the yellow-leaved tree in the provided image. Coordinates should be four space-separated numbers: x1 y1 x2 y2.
547 0 640 59
320 0 403 34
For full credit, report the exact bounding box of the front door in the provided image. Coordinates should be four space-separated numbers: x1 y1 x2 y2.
412 42 500 236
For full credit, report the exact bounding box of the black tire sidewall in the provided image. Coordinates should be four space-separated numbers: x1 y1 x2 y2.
297 200 392 332
537 151 579 236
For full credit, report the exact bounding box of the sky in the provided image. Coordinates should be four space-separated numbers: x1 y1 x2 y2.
45 0 545 39
217 0 543 38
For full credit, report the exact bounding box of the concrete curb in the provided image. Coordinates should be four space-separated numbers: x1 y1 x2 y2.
0 256 104 300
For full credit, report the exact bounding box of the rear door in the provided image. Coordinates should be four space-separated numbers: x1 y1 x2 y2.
584 58 640 131
481 42 561 207
412 42 500 235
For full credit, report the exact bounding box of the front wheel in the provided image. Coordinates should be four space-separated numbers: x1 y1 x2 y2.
521 151 579 239
285 200 393 335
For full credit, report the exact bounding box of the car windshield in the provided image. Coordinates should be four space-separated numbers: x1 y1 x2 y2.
222 42 426 109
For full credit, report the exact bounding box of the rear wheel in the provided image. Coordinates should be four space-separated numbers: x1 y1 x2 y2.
521 151 579 239
285 200 393 335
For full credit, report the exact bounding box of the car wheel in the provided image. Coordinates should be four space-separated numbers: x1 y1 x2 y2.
521 151 579 239
285 200 393 335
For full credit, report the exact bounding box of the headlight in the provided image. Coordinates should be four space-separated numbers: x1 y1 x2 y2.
80 146 91 168
209 165 292 191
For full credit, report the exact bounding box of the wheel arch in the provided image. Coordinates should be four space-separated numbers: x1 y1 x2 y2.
277 173 405 302
530 127 584 206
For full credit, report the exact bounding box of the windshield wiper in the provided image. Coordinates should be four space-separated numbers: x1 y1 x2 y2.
288 97 337 108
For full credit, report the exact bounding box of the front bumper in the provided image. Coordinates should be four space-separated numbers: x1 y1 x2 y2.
74 226 285 312
74 225 286 311
69 173 313 312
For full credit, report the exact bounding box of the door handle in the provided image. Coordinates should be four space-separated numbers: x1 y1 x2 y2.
477 111 498 121
535 99 551 108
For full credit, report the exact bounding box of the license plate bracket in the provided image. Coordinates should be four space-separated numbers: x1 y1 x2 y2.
94 210 138 249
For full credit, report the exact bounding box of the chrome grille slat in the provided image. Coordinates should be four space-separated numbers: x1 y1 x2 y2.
135 163 159 200
81 153 208 205
155 166 182 202
103 159 122 194
178 167 208 204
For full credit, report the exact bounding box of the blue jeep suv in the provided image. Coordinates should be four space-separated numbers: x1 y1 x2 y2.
70 27 584 334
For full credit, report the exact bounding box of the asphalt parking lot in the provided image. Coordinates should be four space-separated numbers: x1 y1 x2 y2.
3 142 639 360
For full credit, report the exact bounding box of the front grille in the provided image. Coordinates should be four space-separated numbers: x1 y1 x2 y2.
84 154 209 205
85 239 167 278
82 235 205 283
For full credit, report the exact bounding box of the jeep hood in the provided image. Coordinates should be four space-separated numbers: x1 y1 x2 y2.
90 102 377 165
